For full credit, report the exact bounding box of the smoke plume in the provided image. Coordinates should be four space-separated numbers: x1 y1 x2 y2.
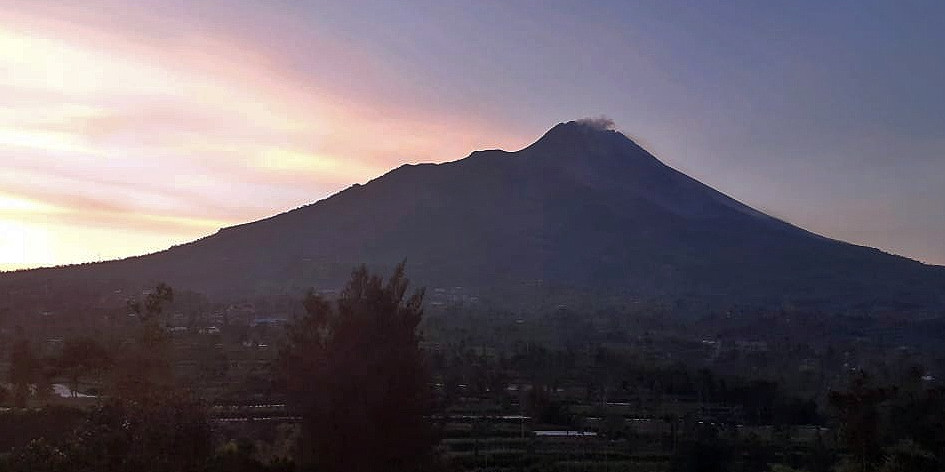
575 116 615 131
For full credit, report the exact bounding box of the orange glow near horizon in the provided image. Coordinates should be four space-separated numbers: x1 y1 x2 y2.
0 7 530 269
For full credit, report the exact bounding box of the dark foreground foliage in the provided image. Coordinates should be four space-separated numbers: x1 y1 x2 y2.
4 268 945 472
279 263 436 472
2 395 210 472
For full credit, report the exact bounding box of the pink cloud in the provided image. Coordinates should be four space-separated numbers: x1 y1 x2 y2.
0 3 533 267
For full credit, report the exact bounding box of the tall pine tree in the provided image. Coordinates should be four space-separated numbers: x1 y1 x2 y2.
280 263 434 472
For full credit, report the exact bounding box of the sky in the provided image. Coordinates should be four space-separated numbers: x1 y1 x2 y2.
1 0 943 270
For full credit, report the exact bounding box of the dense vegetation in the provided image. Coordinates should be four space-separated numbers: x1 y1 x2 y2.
1 265 945 471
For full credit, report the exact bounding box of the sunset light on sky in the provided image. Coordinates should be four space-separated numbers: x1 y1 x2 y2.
0 1 528 269
2 0 944 269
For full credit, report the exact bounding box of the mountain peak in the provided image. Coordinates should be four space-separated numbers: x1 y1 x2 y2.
569 117 617 131
521 118 652 169
541 118 619 140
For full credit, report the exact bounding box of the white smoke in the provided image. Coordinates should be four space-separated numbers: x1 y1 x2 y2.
575 116 615 131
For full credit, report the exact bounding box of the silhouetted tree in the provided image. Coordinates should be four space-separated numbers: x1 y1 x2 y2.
206 439 295 472
279 264 434 472
877 440 939 472
885 384 945 463
69 394 211 472
59 336 112 397
111 284 174 398
829 372 891 472
128 283 175 322
5 394 212 472
0 406 85 453
671 424 731 472
32 359 54 405
525 383 571 426
6 438 70 472
8 326 34 408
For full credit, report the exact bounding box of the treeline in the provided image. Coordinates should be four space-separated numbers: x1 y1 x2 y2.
827 370 945 472
431 342 821 427
1 265 440 472
3 265 945 471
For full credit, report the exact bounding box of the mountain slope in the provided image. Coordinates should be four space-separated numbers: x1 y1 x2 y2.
3 120 944 313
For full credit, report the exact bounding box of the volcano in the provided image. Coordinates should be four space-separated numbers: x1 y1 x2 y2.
3 120 943 313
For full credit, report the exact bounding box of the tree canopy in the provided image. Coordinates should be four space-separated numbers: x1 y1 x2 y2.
280 263 434 472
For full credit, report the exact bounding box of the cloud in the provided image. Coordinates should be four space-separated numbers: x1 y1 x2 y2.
0 4 534 267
